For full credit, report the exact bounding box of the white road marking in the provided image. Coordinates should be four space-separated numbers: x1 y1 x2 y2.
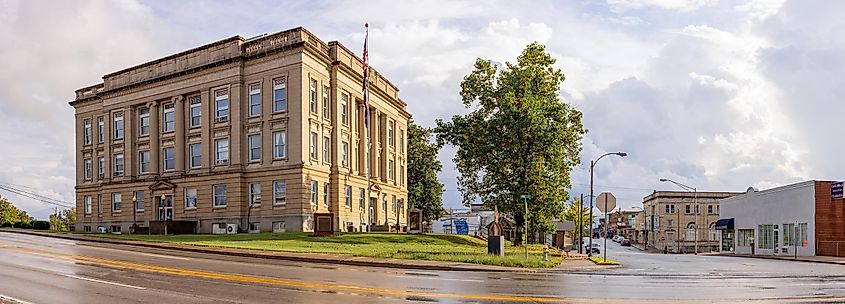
63 274 147 290
132 251 191 261
0 294 37 304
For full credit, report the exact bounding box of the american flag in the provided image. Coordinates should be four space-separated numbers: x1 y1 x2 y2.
362 23 370 129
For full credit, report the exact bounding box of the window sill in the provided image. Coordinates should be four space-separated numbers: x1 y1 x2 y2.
185 207 197 211
135 210 144 213
213 205 227 209
273 203 286 208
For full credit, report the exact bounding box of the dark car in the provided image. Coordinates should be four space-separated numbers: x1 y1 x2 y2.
621 238 631 246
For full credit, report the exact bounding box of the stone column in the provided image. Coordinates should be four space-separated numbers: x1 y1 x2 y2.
380 114 387 183
124 107 135 178
357 102 366 176
370 108 379 179
199 90 211 171
173 95 186 174
229 84 243 167
148 101 160 177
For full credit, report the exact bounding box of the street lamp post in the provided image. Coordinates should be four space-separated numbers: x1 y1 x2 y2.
589 152 627 257
660 178 698 254
519 194 532 260
132 195 137 234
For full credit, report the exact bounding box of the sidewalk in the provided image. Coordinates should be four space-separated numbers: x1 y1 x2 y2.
713 252 845 265
0 229 596 273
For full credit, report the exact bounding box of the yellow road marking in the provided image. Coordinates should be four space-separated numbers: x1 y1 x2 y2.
3 245 845 303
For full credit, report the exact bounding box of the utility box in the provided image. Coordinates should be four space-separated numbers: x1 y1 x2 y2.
488 235 505 256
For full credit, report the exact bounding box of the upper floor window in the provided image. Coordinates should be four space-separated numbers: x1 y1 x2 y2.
323 136 330 163
248 83 261 117
388 159 395 180
341 93 349 125
215 89 229 120
400 130 405 154
309 132 318 160
139 108 150 136
248 134 261 162
215 138 229 164
84 196 92 214
97 117 105 143
322 85 330 119
189 96 201 128
139 150 150 173
273 131 286 159
113 112 124 139
665 204 675 214
273 78 287 112
388 120 395 147
310 181 318 204
323 182 330 208
83 119 92 145
163 147 175 171
341 141 349 167
345 186 352 208
189 143 201 168
400 164 405 186
83 159 92 180
163 103 175 132
97 157 105 179
309 79 318 114
113 153 124 177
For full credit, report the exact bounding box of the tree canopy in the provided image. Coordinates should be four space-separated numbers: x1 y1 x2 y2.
407 121 446 223
436 43 586 244
0 197 34 226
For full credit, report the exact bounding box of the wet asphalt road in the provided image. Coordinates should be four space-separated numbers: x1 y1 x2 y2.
1 232 845 304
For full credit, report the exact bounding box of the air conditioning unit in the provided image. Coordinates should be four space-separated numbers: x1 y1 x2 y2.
215 116 229 123
97 226 107 233
212 223 228 234
226 224 238 234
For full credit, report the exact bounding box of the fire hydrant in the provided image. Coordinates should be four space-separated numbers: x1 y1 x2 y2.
543 246 549 261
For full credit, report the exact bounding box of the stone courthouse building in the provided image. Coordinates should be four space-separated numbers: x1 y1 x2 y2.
70 27 411 233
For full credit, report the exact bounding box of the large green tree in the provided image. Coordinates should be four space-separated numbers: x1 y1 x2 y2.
407 121 446 223
0 197 33 226
436 43 586 245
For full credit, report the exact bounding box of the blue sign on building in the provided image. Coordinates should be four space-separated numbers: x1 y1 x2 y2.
454 219 469 235
833 182 844 199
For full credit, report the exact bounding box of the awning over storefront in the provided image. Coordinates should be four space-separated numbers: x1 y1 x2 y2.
715 218 734 230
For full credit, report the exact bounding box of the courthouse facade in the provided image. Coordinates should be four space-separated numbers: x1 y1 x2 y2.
70 27 411 233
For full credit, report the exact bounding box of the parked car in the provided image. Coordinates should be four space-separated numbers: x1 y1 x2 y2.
586 242 602 254
612 235 623 243
621 238 631 246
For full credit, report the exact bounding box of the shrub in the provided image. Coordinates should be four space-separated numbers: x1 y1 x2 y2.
31 221 51 230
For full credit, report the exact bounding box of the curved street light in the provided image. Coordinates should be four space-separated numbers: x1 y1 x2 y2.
660 178 698 254
588 152 627 257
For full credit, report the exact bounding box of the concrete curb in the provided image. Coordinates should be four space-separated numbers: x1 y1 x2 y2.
0 229 552 273
713 253 845 266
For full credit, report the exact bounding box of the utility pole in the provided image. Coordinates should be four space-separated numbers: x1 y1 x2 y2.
578 193 584 254
589 152 627 257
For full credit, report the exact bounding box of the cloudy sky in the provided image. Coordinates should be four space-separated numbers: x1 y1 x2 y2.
1 0 842 219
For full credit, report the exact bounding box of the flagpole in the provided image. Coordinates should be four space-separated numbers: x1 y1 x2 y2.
363 23 372 232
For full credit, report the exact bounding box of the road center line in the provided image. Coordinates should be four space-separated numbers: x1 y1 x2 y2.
62 274 147 290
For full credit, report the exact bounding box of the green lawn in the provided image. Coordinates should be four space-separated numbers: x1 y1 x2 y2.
95 232 562 268
588 256 620 265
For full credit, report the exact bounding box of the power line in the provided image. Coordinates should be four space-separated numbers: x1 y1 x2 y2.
0 184 73 209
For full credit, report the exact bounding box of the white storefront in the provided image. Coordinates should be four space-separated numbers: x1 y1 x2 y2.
719 181 816 256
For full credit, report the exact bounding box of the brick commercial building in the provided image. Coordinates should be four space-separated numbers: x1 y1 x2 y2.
70 27 411 233
641 191 741 253
718 181 845 257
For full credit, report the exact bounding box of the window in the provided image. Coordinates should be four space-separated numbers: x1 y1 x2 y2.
189 143 201 168
341 141 349 167
97 194 102 214
83 159 92 180
382 194 387 213
686 223 696 241
273 221 286 233
323 183 330 208
388 120 395 147
309 132 318 159
112 192 122 211
273 78 286 112
113 112 124 139
758 224 774 249
184 187 197 209
392 195 397 213
322 85 330 119
694 205 700 214
248 83 261 117
359 189 365 209
84 196 92 214
163 147 175 171
399 198 404 214
664 204 675 214
97 157 105 179
341 93 349 125
248 134 261 162
83 119 92 145
134 191 144 211
215 138 229 164
310 181 318 204
400 164 405 186
400 130 405 154
388 159 395 180
273 180 286 206
707 205 714 214
738 229 755 247
249 183 261 206
97 117 104 143
345 186 352 208
273 131 286 159
309 79 318 113
189 96 201 128
213 184 227 207
685 204 691 214
139 108 150 136
323 136 330 163
139 150 150 173
783 223 808 247
163 103 175 132
215 89 229 120
84 226 91 233
113 153 124 176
